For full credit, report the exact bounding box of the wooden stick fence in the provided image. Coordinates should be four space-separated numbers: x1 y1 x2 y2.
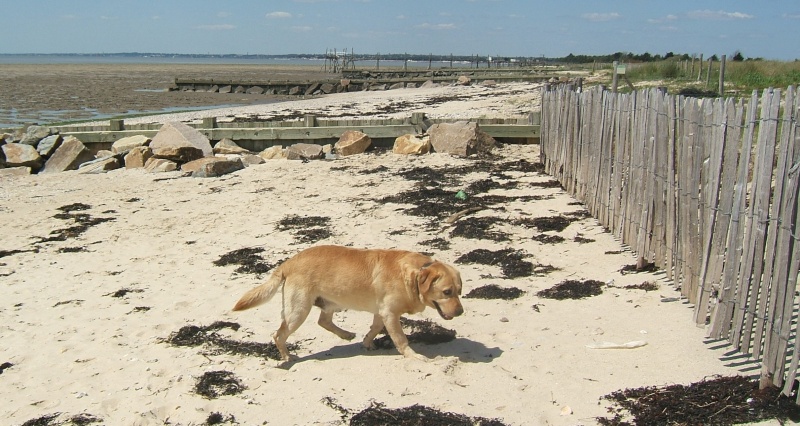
541 85 800 397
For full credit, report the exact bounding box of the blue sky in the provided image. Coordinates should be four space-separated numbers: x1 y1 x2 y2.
3 0 799 60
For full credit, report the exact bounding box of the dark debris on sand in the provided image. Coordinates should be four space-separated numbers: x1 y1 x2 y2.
537 279 605 300
36 204 115 244
373 318 456 349
455 248 556 279
532 234 566 244
515 215 574 233
194 371 246 399
350 401 507 426
464 284 525 300
597 375 800 426
276 214 333 244
205 412 237 425
20 413 103 426
0 361 13 374
165 321 297 361
450 216 510 242
419 237 451 251
620 261 658 275
213 247 278 275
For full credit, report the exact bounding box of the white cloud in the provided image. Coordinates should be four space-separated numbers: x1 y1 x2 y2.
217 12 231 18
783 13 800 19
196 24 236 30
416 23 457 30
687 10 754 20
581 12 621 22
648 14 677 24
266 11 292 19
291 25 313 32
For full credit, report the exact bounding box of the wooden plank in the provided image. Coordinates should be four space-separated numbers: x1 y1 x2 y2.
738 88 781 355
664 93 678 281
760 86 798 385
729 91 762 349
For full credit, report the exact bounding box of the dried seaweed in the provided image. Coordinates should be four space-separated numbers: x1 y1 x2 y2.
464 284 525 300
213 247 277 275
165 321 296 360
194 371 246 399
373 318 456 349
537 279 604 300
350 401 507 426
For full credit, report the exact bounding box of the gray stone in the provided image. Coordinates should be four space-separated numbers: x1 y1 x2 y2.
239 153 265 166
149 122 212 163
457 75 471 86
320 83 335 94
304 83 321 95
1 143 43 170
40 136 95 173
419 80 438 88
289 86 303 95
246 86 264 94
112 135 150 154
428 121 495 157
20 125 54 146
37 134 63 157
286 143 323 160
335 131 372 156
389 82 405 90
219 85 232 93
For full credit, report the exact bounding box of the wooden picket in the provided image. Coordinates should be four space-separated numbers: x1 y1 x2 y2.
540 85 800 398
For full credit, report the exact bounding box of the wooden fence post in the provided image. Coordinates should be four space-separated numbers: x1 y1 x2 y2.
611 61 619 93
718 54 727 96
705 58 713 89
697 53 704 81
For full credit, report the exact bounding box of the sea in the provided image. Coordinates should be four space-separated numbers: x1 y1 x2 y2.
0 54 470 128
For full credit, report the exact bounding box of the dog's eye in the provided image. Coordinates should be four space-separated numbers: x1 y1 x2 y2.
443 289 452 296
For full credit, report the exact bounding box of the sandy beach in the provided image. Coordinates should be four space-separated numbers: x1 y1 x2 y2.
0 70 782 425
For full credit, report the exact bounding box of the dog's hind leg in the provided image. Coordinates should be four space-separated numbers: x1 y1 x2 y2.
317 308 356 341
272 287 313 361
361 314 385 350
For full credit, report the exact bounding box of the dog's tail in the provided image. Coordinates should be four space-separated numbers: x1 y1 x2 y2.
232 268 285 311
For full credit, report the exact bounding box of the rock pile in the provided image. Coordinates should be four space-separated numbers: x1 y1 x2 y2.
1 121 495 178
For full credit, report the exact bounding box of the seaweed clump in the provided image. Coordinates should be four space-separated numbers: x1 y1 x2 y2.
455 248 537 279
537 279 604 300
351 401 507 426
165 321 296 360
598 375 800 425
464 284 525 300
213 247 278 275
194 371 246 399
373 318 456 349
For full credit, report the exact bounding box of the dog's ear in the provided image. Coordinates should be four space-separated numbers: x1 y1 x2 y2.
417 263 437 294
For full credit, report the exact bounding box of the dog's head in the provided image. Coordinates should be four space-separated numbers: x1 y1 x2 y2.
417 261 464 320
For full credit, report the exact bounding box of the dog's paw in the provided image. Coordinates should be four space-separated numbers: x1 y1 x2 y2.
342 331 356 341
362 340 377 350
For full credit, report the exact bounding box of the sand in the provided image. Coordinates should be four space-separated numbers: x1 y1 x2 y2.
0 79 769 426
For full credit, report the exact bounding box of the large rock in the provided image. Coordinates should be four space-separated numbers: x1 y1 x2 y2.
124 146 153 168
239 153 265 166
20 125 54 146
335 130 372 156
428 121 496 157
287 143 323 160
149 122 212 163
419 80 439 88
39 136 95 173
389 82 405 90
456 75 472 86
78 157 121 174
0 166 32 177
144 157 178 173
393 134 431 155
259 145 287 160
37 134 63 157
213 138 250 155
182 157 245 178
112 135 150 155
2 143 43 170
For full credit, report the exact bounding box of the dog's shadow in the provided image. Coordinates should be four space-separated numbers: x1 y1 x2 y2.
296 337 502 365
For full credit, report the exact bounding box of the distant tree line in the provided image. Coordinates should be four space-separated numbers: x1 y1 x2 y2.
556 50 755 63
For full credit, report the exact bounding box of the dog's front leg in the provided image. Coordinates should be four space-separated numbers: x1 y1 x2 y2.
362 314 385 350
382 313 424 360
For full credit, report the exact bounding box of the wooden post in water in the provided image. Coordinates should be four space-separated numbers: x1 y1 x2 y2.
404 53 408 72
718 54 726 96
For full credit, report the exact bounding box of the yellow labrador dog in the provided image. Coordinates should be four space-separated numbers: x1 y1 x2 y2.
232 245 464 361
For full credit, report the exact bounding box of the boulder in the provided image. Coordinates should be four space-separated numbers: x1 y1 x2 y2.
219 85 232 94
213 138 251 155
289 86 303 95
246 86 264 94
456 75 472 86
419 80 438 88
20 125 54 146
0 166 32 177
149 122 211 163
182 157 245 177
37 134 63 157
368 84 387 91
144 157 178 173
304 83 321 96
2 143 43 170
389 82 405 90
112 135 150 154
259 145 287 160
78 157 121 174
335 130 371 156
40 136 95 173
124 146 153 168
320 83 336 94
393 134 431 155
481 79 498 87
286 143 323 160
239 153 265 166
428 121 496 157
